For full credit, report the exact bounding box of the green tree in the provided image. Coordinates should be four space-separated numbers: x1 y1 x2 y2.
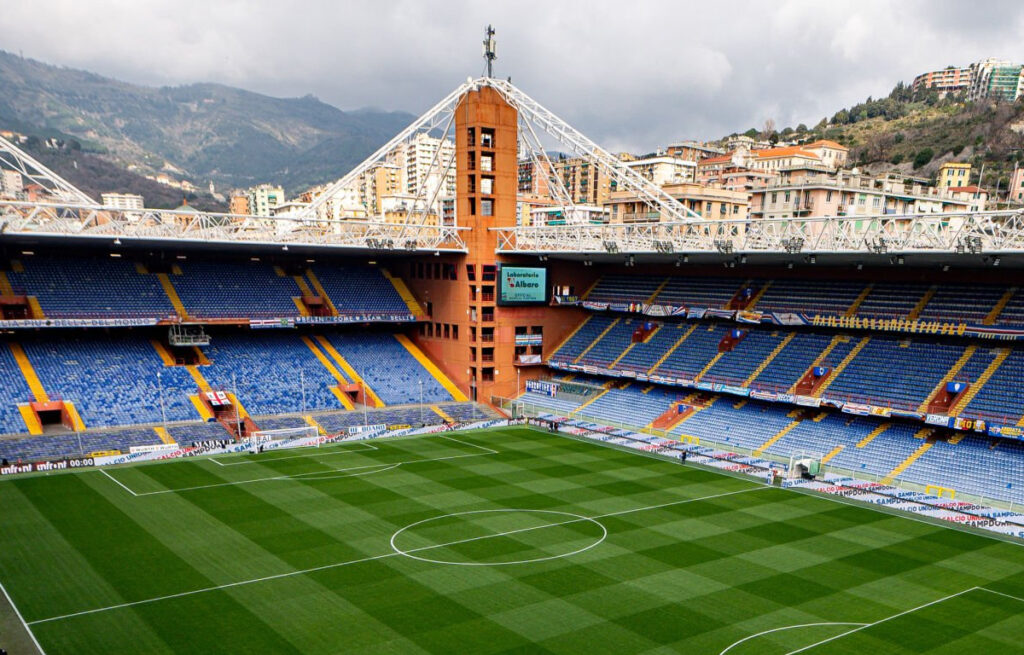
913 148 934 168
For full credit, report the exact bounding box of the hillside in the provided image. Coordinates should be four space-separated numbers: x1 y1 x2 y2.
0 51 414 194
741 85 1024 190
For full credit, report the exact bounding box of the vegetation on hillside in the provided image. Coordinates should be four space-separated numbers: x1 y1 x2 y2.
737 83 1024 192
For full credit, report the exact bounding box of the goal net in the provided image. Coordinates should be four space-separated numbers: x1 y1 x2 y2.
787 451 824 479
248 425 320 446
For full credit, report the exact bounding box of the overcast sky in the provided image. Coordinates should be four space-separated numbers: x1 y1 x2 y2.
3 0 1024 152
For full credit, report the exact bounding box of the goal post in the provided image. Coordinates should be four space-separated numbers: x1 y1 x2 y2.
787 451 824 480
248 425 320 448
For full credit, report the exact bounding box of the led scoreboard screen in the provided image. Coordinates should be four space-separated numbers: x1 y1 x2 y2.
497 266 548 305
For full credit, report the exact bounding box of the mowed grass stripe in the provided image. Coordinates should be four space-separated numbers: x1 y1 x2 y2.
791 587 1024 654
2 426 1022 654
12 473 305 654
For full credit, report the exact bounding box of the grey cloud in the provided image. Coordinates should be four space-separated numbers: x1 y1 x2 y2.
3 0 1023 152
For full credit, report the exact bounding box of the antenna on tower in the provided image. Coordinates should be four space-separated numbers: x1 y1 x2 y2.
482 25 496 78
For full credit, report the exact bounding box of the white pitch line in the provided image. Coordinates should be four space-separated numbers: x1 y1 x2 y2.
0 579 46 654
26 486 767 626
435 433 499 455
719 622 867 655
99 469 137 497
977 586 1024 604
209 440 378 467
101 438 498 496
782 586 984 655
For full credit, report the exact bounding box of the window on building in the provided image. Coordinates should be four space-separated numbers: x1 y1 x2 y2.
480 128 495 148
466 127 476 147
480 176 494 195
481 199 494 216
480 155 493 172
826 191 833 202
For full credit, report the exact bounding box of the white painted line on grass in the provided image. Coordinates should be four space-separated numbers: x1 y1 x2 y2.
208 440 378 467
782 586 983 655
390 509 608 566
99 469 137 497
720 622 867 655
977 586 1024 604
0 579 46 654
26 486 767 626
100 437 498 496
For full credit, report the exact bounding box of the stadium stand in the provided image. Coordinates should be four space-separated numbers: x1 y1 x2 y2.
22 334 197 427
322 333 453 405
0 345 33 434
6 255 176 319
309 266 411 316
169 261 304 319
517 385 1024 504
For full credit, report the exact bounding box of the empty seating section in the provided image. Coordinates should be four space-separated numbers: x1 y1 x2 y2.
573 385 680 426
571 274 1024 326
653 324 724 378
550 316 614 363
751 332 834 392
0 428 161 462
910 435 1024 502
167 422 235 443
315 406 440 433
311 266 409 316
8 256 175 319
0 345 32 434
323 333 451 405
171 262 300 318
824 339 965 410
616 324 686 372
754 279 863 316
962 350 1024 422
994 290 1024 325
701 330 786 385
916 284 1003 324
670 401 795 451
654 277 740 308
854 282 929 319
23 335 197 427
201 333 341 416
586 275 664 303
584 320 637 368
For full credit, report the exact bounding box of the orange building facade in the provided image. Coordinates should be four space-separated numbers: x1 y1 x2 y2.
401 86 593 402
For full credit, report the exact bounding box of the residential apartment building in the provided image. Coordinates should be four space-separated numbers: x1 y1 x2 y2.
801 140 848 170
624 154 696 185
553 156 614 205
606 181 747 223
1009 167 1024 203
246 184 285 216
968 58 1024 102
665 140 724 161
229 194 250 215
100 192 144 210
397 133 456 210
1 169 23 197
938 162 972 188
912 66 972 96
749 172 973 219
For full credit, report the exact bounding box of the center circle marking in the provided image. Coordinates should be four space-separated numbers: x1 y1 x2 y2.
390 509 607 566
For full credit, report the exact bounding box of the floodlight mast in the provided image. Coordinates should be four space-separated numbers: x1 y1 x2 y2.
483 25 496 78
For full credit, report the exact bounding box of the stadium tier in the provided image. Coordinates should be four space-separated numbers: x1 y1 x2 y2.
519 387 1024 504
575 273 1023 325
549 317 1024 424
0 328 465 439
2 254 411 321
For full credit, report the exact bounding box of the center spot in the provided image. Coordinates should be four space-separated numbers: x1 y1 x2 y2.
390 509 607 566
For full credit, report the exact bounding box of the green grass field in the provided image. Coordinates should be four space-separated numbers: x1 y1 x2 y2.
0 426 1021 654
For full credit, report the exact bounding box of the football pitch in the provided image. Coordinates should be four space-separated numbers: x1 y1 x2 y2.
0 426 1021 654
